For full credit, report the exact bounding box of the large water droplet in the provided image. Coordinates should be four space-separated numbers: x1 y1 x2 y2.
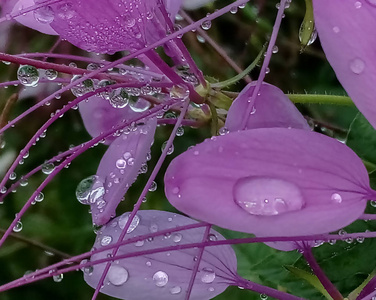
200 268 216 283
101 235 112 246
70 75 94 97
350 58 365 74
118 213 140 233
52 273 63 282
17 65 40 87
233 177 305 216
34 5 54 24
42 162 55 174
13 220 23 232
153 271 168 287
76 175 105 205
170 286 182 295
108 266 129 286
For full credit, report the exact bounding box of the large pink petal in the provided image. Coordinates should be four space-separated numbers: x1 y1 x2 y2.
225 82 309 131
84 210 236 300
165 128 370 237
46 0 174 53
313 0 376 128
90 118 157 226
11 0 58 35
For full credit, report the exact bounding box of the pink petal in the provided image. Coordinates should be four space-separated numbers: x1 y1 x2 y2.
165 128 370 237
90 118 157 226
78 95 138 145
46 0 176 54
313 0 376 128
11 0 58 35
84 210 236 300
164 0 183 20
225 82 309 131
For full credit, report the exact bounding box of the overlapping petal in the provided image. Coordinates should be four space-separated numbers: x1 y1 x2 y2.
10 0 58 35
313 0 376 129
90 118 157 226
165 128 371 237
183 0 214 10
225 82 309 131
84 210 237 300
78 95 138 145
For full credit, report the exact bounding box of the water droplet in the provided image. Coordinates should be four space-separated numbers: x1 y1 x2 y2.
333 26 340 33
208 234 217 241
53 273 63 282
350 58 365 74
134 240 144 247
161 142 174 155
116 159 127 169
260 294 268 300
371 200 376 207
201 20 212 30
70 75 94 97
101 235 112 246
13 221 23 232
118 213 140 233
200 268 216 283
42 162 55 174
148 181 157 192
149 223 158 233
331 193 342 204
129 98 150 112
108 266 128 286
170 286 182 295
233 177 305 216
45 69 58 80
354 1 362 8
9 172 16 180
76 175 105 205
17 65 40 87
172 233 182 243
153 271 168 287
35 192 44 202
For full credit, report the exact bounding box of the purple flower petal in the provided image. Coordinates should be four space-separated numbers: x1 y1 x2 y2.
84 210 237 300
78 95 138 145
164 0 183 20
165 128 370 237
44 0 176 54
90 118 157 226
313 0 376 128
225 82 309 131
183 0 214 10
11 0 58 35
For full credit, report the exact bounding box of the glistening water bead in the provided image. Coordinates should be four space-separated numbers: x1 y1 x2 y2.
76 175 105 205
17 65 40 87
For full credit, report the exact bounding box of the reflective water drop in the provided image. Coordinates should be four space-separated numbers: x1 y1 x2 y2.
153 271 168 287
9 172 16 180
170 286 182 295
233 177 305 216
161 141 174 155
134 240 144 247
118 214 140 233
200 268 215 283
172 233 182 243
149 223 158 233
70 75 94 97
13 221 23 232
34 5 55 23
129 98 150 112
101 235 112 246
18 65 39 87
201 20 212 30
53 273 63 282
116 159 127 169
148 181 157 192
42 162 55 174
108 266 129 286
76 175 105 205
331 193 342 204
35 192 44 202
350 58 365 74
45 69 58 80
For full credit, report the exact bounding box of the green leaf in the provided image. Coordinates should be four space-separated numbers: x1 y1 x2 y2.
285 266 332 300
347 113 376 169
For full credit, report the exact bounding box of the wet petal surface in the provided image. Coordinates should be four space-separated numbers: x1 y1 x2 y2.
84 210 237 300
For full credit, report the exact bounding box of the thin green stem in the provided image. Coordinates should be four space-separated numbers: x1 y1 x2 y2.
288 94 353 106
211 46 265 88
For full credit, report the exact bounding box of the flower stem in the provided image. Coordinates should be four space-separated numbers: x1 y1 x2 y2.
288 94 353 106
302 244 343 300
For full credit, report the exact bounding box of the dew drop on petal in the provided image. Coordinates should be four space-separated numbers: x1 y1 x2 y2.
170 286 182 295
331 193 342 204
101 235 112 246
153 271 168 287
200 268 216 283
350 58 365 74
108 266 129 286
76 175 105 205
233 177 305 216
53 274 63 283
118 214 140 233
172 233 182 243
